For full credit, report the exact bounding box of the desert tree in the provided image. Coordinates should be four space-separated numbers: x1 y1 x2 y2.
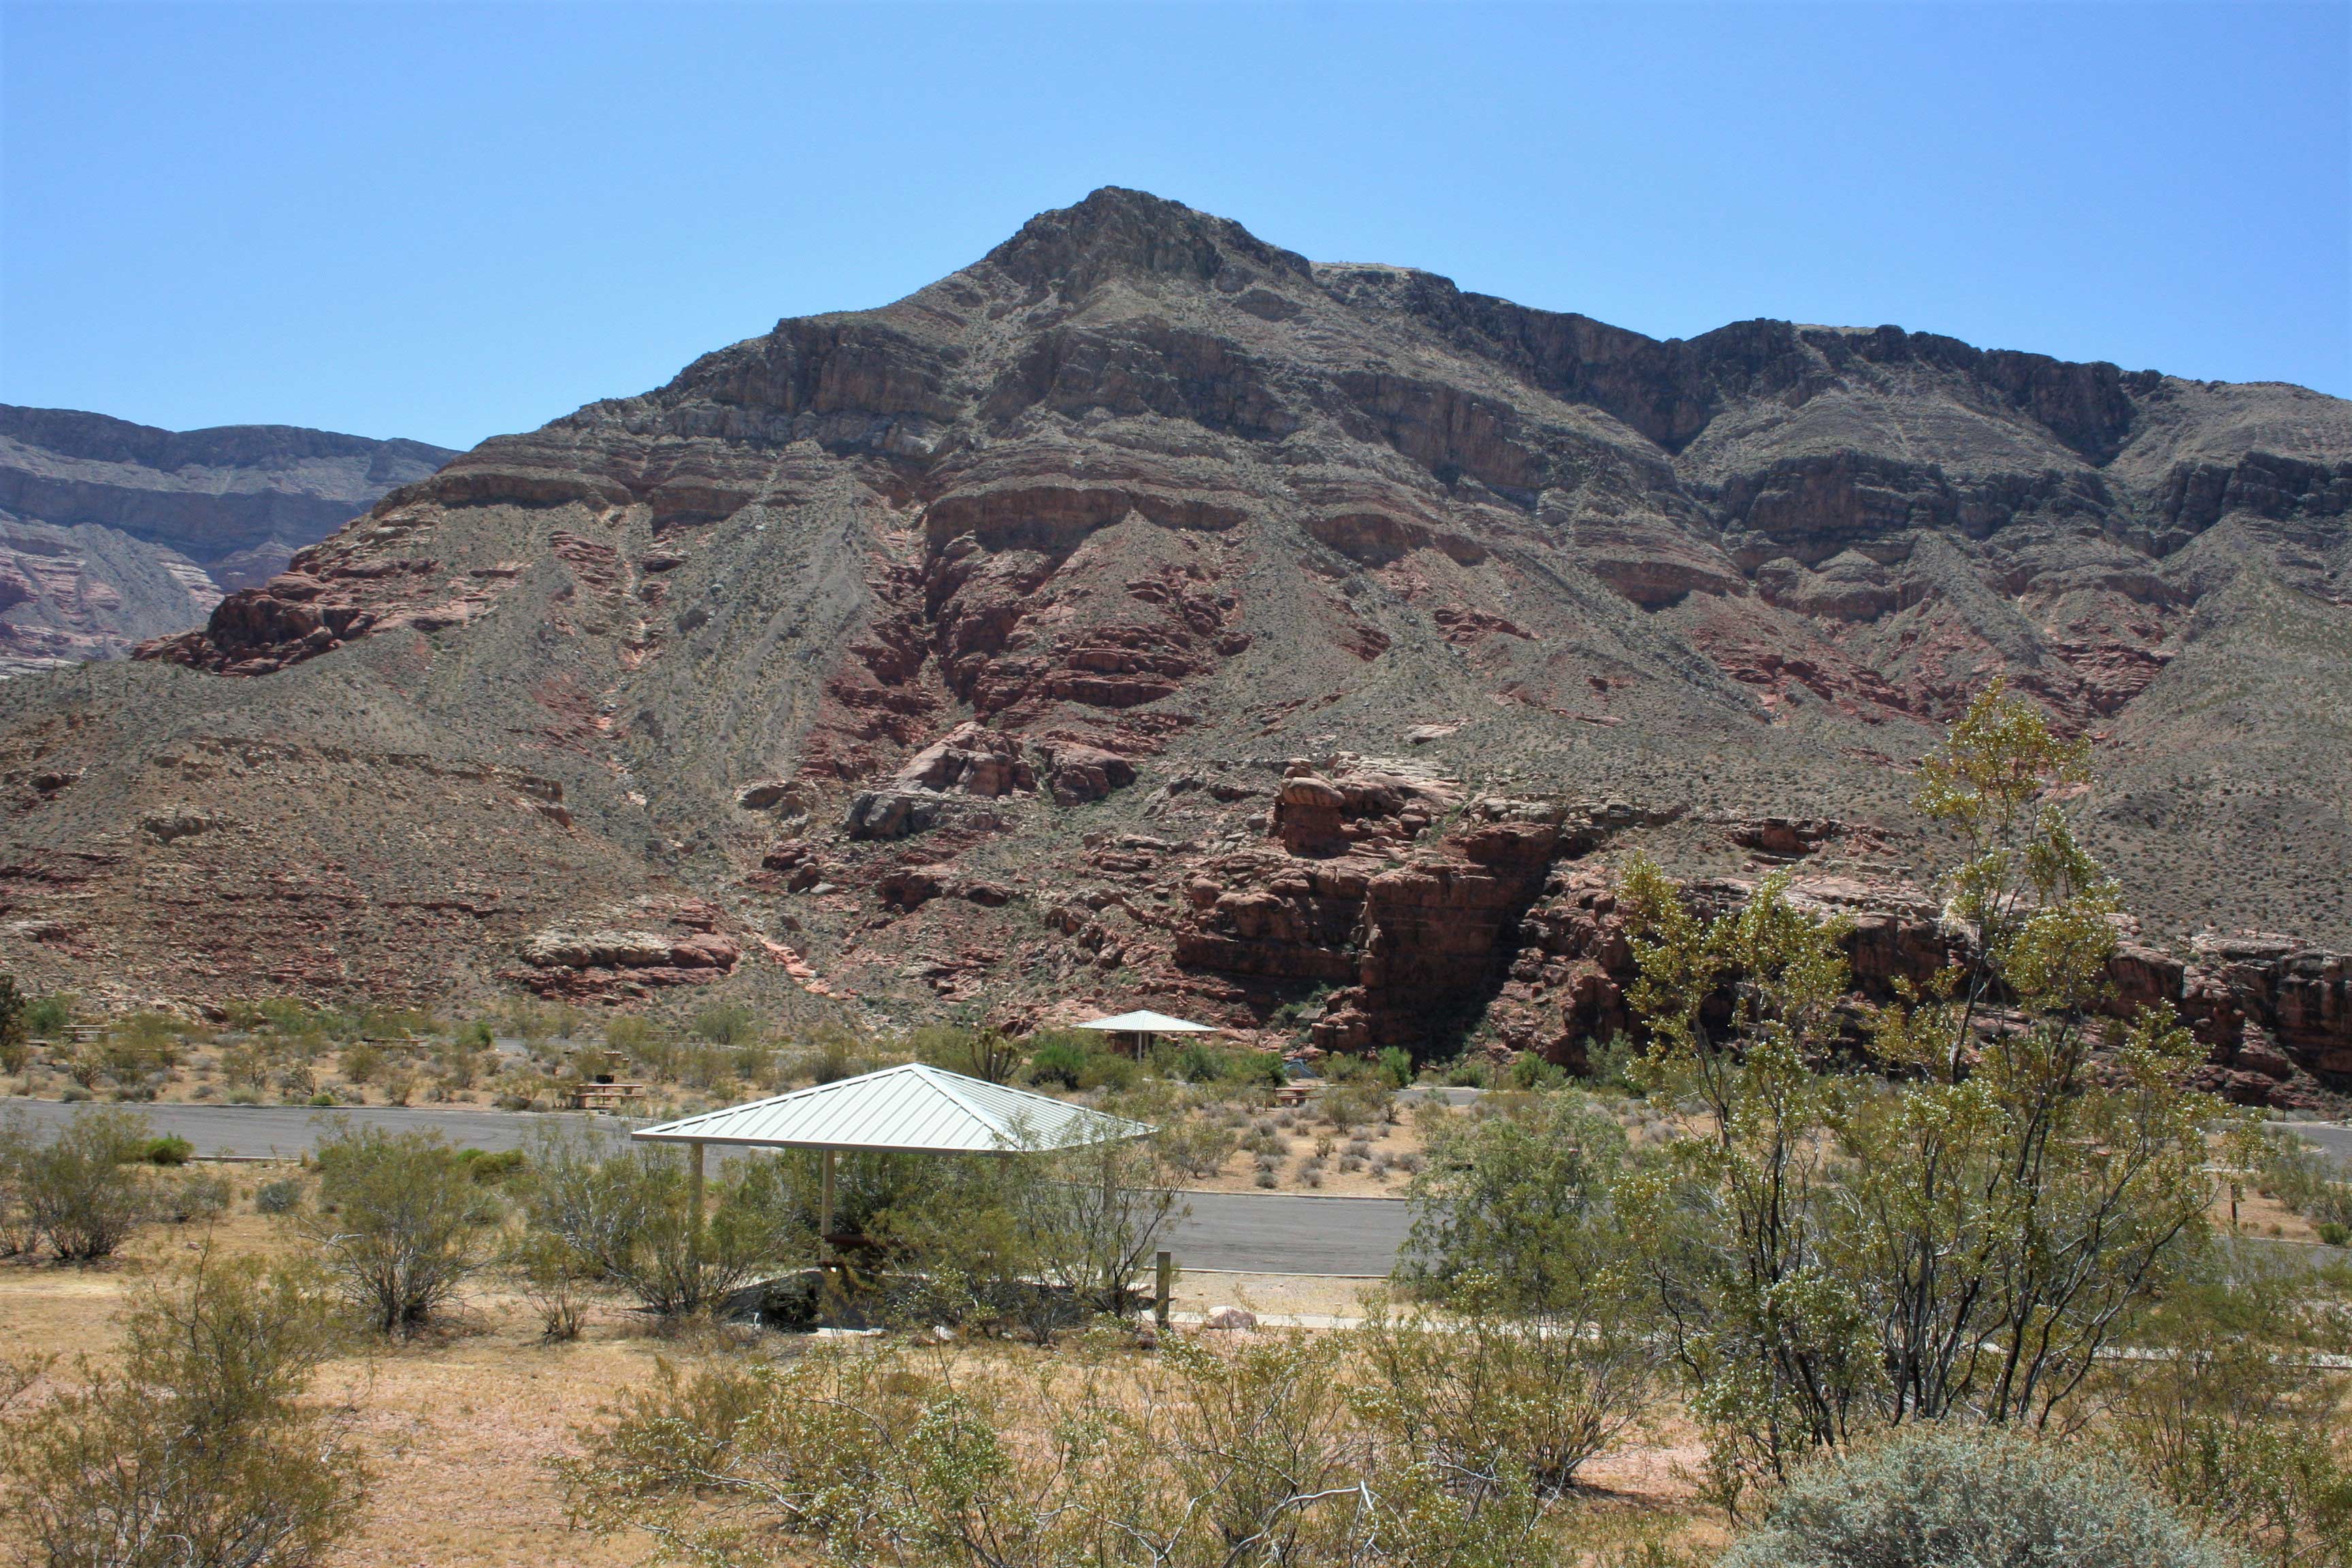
1614 683 2223 1502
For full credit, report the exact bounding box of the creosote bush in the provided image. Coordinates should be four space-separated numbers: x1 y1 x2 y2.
521 1130 802 1320
0 1248 367 1568
296 1123 492 1334
9 1105 155 1260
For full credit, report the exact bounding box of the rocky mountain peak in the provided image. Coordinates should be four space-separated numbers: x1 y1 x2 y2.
3 195 2347 1090
979 186 1314 301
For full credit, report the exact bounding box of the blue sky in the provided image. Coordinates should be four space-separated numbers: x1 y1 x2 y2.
3 2 2346 451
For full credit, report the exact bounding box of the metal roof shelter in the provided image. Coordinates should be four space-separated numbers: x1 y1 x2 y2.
1075 1009 1220 1058
1075 1010 1218 1035
633 1062 1151 1239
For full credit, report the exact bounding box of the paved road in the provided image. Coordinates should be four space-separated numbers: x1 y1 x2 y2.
2292 1123 2352 1167
0 1098 1414 1276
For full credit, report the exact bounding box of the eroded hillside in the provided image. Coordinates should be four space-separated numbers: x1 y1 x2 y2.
3 189 2345 1093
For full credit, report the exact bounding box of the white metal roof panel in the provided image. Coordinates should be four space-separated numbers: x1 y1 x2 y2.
631 1062 1150 1153
1075 1010 1218 1033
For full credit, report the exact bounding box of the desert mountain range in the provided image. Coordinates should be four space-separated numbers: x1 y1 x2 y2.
2 189 2345 1098
0 406 453 677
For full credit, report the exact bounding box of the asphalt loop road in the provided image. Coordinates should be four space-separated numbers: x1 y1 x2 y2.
1 1099 1414 1277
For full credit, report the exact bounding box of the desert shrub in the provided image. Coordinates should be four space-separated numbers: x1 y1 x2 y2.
0 1112 39 1255
0 1250 365 1567
297 1124 491 1333
2250 1129 2352 1232
162 1169 235 1224
1356 1277 1657 1497
603 1015 655 1054
1503 1052 1569 1091
1016 1029 1139 1091
506 1229 593 1341
1718 1424 2235 1568
455 1147 527 1184
101 1012 185 1079
677 1043 738 1094
913 1025 1022 1084
140 1133 194 1166
1375 1045 1415 1090
561 1334 1565 1568
24 990 74 1041
18 1106 154 1260
431 1042 487 1094
254 1177 305 1215
1442 1055 1493 1088
691 1003 758 1047
1161 1039 1228 1083
521 1131 802 1318
1401 1090 1631 1307
1582 1032 1643 1094
339 1041 383 1084
1023 1036 1094 1090
1388 1093 1661 1488
0 976 27 1076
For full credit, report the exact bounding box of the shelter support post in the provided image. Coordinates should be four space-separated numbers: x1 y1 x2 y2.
689 1141 706 1252
1155 1251 1172 1330
820 1148 836 1245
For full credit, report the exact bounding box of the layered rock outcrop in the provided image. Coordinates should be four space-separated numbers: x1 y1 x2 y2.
2 189 2346 1032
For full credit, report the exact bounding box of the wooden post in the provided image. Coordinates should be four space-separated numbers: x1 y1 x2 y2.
819 1147 836 1245
1154 1250 1172 1330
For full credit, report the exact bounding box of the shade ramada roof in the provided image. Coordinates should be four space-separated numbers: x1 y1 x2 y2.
1073 1010 1218 1034
630 1062 1151 1154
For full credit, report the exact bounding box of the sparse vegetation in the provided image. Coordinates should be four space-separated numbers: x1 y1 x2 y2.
0 1249 366 1568
11 1105 154 1260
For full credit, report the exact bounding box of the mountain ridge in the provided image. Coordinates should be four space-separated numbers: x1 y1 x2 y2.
1 187 2343 1098
0 406 455 677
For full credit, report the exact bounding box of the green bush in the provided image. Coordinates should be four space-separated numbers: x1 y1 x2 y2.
1158 1041 1285 1089
521 1131 804 1319
161 1169 235 1224
1503 1052 1568 1092
455 1147 528 1184
24 991 74 1040
1375 1047 1415 1090
0 976 26 1075
1024 1036 1137 1092
1441 1056 1492 1089
1719 1424 2235 1568
140 1134 195 1166
2321 1222 2350 1248
691 1003 759 1048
